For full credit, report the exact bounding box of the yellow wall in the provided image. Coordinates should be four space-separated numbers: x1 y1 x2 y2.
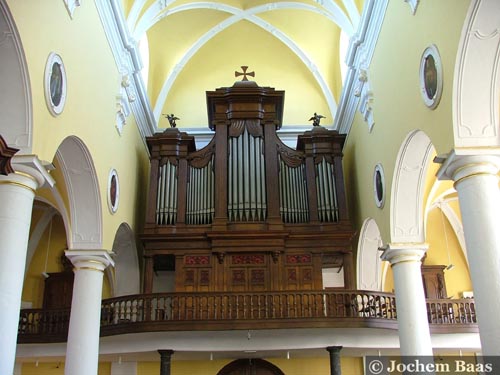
343 0 470 243
138 357 363 375
6 0 151 250
21 362 110 375
22 214 67 307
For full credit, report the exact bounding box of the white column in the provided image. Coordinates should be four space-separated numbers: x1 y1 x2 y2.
381 244 433 355
65 250 114 375
437 152 500 355
0 156 54 375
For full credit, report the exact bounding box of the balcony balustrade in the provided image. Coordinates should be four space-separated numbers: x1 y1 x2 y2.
18 290 477 343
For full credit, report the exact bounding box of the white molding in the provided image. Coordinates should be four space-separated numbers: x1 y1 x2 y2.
0 0 33 153
357 218 383 291
55 137 103 249
390 130 435 243
94 0 156 143
63 0 81 18
404 0 419 15
453 0 500 148
334 0 389 134
419 44 443 110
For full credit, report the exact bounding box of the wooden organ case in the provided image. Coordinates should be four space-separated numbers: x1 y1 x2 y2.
141 80 355 294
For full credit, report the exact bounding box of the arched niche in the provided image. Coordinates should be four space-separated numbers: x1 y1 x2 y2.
390 130 435 243
112 223 140 297
357 218 383 291
217 359 285 375
54 136 102 249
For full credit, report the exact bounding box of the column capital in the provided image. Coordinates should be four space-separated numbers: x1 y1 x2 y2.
0 154 55 192
380 243 428 265
65 250 115 271
326 346 343 354
435 149 500 183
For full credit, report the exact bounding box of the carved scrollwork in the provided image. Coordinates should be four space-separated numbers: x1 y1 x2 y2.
188 138 215 168
276 139 304 167
229 119 263 138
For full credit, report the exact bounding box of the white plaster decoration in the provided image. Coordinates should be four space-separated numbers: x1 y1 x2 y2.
453 0 500 148
436 150 500 355
354 69 375 131
419 44 443 109
341 0 360 28
55 137 102 249
404 0 419 15
0 1 32 153
357 218 383 291
63 0 81 18
390 130 435 243
381 243 433 356
334 0 389 134
116 95 129 135
0 157 54 375
65 250 114 375
146 2 343 123
44 52 67 116
94 0 155 143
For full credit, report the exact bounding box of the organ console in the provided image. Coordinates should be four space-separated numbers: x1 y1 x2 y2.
140 78 355 293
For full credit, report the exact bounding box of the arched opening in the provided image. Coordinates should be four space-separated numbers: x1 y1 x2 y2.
112 223 140 297
54 136 102 249
390 130 435 244
357 218 384 291
217 359 285 375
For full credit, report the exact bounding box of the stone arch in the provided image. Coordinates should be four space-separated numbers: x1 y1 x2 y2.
390 130 435 243
357 218 383 291
111 223 140 297
453 0 500 148
54 136 102 249
217 359 285 375
0 0 32 153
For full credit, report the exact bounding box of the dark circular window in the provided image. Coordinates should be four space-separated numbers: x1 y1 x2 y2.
373 163 385 208
50 62 63 106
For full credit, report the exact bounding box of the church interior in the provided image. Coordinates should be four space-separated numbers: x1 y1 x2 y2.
1 0 499 374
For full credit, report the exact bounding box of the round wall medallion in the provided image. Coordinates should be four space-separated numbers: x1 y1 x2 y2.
44 52 67 116
107 169 120 214
419 44 443 109
373 163 385 208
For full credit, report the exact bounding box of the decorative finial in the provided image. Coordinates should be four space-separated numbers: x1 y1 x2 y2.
0 135 19 175
308 112 325 127
164 113 179 128
235 66 255 81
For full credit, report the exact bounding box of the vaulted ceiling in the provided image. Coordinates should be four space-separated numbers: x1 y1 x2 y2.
122 0 362 129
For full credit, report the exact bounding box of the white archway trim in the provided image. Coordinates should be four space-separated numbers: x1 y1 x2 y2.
357 218 383 291
0 0 32 153
149 3 339 122
390 130 435 243
340 0 360 27
55 137 103 249
427 198 469 267
25 206 58 279
112 223 140 297
453 0 500 148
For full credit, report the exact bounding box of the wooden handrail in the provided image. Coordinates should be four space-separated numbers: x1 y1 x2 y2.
18 291 477 343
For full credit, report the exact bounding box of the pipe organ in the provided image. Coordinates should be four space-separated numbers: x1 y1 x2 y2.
142 79 355 293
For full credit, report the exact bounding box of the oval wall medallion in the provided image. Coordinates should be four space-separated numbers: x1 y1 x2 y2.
419 44 443 109
373 163 385 208
44 52 67 116
107 169 120 214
